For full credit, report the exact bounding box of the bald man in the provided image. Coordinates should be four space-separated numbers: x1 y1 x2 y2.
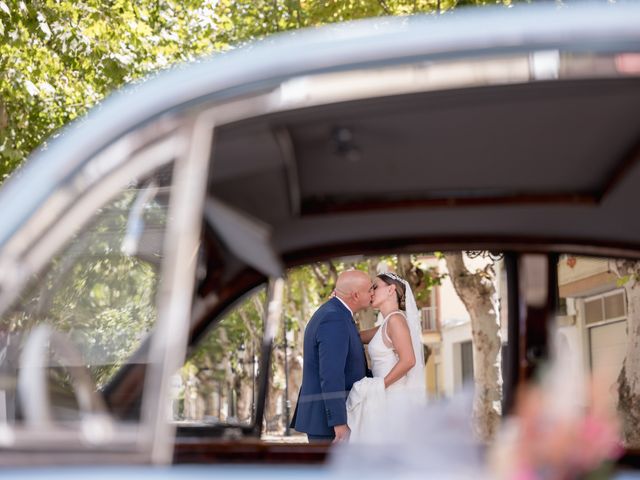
290 270 373 443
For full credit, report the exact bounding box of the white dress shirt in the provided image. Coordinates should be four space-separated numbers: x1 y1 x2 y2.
335 295 353 317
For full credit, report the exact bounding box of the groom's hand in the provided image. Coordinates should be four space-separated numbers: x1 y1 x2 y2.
333 424 350 444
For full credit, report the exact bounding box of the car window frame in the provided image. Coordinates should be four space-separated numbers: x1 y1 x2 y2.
0 112 210 465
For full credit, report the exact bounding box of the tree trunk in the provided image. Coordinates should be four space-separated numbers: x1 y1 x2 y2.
355 258 378 329
217 328 234 422
234 346 253 423
266 347 285 432
444 252 502 442
288 277 308 408
614 260 640 446
397 254 413 282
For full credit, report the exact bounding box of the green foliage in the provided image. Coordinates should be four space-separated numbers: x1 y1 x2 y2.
213 0 518 47
187 287 265 382
411 260 446 305
0 0 520 181
1 177 166 393
0 0 219 180
617 275 631 288
616 273 640 288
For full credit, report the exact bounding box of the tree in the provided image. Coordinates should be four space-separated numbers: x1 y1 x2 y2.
444 252 502 442
0 0 517 180
0 178 167 425
0 0 220 179
181 286 265 423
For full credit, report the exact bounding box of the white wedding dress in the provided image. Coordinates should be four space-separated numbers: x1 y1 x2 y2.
347 282 427 443
370 311 410 390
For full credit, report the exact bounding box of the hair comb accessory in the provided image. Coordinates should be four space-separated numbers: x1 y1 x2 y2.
382 272 403 282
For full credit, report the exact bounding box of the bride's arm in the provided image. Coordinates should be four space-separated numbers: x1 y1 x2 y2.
383 315 416 389
359 326 379 344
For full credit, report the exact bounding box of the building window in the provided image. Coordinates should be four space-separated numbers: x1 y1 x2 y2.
584 290 626 326
460 341 474 385
583 289 628 380
421 306 437 331
604 292 625 319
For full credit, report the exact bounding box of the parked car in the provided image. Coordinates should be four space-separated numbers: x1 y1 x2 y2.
1 2 640 477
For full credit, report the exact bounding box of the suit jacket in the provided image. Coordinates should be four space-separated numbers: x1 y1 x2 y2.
290 297 368 436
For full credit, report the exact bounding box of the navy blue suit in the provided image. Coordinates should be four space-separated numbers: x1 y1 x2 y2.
290 297 368 436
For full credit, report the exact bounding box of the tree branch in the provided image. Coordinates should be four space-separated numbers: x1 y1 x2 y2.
271 0 281 32
377 0 392 14
0 101 7 131
327 260 338 285
238 309 259 343
311 263 328 285
251 295 265 320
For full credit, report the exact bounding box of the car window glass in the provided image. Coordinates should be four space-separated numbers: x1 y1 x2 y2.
0 162 173 425
176 252 512 442
174 286 265 426
262 253 507 442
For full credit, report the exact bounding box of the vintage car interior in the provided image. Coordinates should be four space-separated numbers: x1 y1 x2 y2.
168 61 640 465
0 2 640 474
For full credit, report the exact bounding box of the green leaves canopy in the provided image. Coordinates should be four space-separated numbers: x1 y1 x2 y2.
0 0 515 180
0 0 220 179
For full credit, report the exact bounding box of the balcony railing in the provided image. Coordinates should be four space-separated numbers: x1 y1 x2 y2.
421 306 438 332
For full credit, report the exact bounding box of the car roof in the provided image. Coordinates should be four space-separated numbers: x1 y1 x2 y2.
210 75 640 262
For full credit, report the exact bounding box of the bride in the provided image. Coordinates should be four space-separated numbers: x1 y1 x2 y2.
346 271 426 442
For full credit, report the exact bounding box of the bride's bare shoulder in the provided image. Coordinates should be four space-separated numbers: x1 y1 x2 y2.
386 312 409 330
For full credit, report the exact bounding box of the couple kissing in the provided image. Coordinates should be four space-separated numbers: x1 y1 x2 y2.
290 270 426 444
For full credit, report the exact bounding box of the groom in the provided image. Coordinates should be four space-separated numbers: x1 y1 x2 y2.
290 270 373 443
